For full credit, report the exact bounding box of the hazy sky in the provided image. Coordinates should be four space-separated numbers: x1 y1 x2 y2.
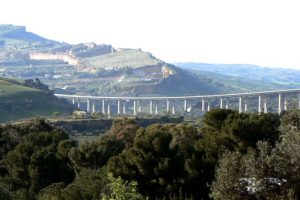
1 0 300 69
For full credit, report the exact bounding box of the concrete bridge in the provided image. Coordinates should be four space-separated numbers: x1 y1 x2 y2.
55 88 300 116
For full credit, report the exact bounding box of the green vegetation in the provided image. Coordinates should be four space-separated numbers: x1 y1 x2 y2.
0 77 74 123
83 49 162 69
0 110 299 199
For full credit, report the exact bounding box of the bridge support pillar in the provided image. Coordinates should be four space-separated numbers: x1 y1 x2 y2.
102 99 106 115
107 104 111 117
77 102 80 109
138 103 142 112
117 100 121 115
220 98 223 109
155 105 158 115
184 99 187 111
225 100 229 109
133 100 137 116
202 99 205 112
150 100 153 115
87 99 90 113
72 98 75 105
207 102 210 112
258 95 262 114
278 94 282 114
284 96 287 111
166 100 170 112
92 101 96 113
244 100 248 112
172 104 175 115
264 99 268 113
123 104 126 114
239 97 243 113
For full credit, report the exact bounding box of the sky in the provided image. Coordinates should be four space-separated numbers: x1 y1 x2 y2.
0 0 300 69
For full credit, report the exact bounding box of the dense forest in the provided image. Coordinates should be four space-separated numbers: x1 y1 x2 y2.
0 109 300 200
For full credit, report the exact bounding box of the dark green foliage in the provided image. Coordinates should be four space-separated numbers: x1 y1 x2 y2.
110 118 140 147
0 119 75 194
281 109 300 130
69 134 125 173
61 168 109 200
23 78 52 94
0 110 297 199
199 109 280 156
38 182 65 200
210 110 300 200
202 109 238 134
107 123 201 199
101 173 146 200
0 182 12 200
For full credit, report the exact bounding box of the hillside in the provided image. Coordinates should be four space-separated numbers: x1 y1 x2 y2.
81 49 163 70
175 62 300 87
0 24 58 48
0 24 293 97
0 77 74 123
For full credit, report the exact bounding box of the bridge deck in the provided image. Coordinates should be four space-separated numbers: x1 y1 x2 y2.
55 88 300 100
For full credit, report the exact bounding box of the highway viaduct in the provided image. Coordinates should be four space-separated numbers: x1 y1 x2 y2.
55 88 300 116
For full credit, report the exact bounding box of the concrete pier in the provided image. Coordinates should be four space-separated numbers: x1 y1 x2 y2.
150 100 153 115
202 99 205 112
220 98 223 109
284 96 287 111
133 100 137 115
102 99 106 114
117 100 121 115
155 105 158 115
225 100 228 109
244 100 248 112
239 97 243 113
123 104 126 114
264 100 268 113
278 94 282 114
72 98 75 105
92 102 95 113
258 96 262 114
87 99 90 113
107 104 111 116
172 104 175 115
207 102 210 111
184 99 187 111
166 100 170 112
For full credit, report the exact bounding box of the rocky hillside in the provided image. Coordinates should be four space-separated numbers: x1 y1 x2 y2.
0 24 288 97
0 77 74 122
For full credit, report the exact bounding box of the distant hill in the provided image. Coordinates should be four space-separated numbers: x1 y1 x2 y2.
0 24 294 97
175 62 300 87
0 24 58 48
0 77 74 123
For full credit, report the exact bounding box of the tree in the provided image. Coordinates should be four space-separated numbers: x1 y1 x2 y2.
101 173 146 200
69 134 125 173
210 142 294 200
110 118 140 148
62 168 109 200
107 123 201 199
0 182 12 200
1 119 75 194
